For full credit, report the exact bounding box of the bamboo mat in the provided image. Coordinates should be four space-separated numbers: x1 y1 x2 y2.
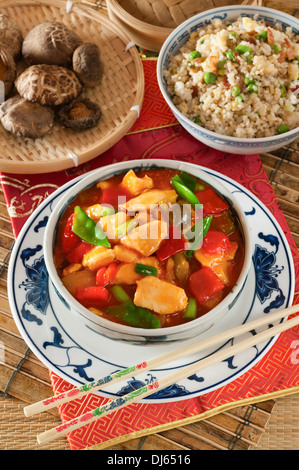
0 0 299 451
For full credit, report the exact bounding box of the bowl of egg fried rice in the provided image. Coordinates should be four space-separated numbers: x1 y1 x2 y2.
157 5 299 154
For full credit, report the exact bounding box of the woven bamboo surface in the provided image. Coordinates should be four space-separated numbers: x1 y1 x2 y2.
0 0 299 452
0 0 144 174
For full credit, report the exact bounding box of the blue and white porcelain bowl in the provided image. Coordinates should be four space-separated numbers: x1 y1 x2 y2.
157 6 299 155
43 159 252 344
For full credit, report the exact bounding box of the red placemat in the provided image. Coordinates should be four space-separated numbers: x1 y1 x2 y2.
1 60 299 450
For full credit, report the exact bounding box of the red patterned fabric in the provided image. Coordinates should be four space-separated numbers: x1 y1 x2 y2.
1 60 298 450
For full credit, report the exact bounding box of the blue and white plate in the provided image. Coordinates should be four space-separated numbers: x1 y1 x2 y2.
7 167 295 403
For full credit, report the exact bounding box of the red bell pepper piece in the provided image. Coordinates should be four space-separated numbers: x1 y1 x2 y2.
195 188 229 216
156 225 186 261
75 285 110 304
62 214 80 254
200 230 233 255
101 187 129 208
67 240 93 264
96 262 118 286
188 266 225 304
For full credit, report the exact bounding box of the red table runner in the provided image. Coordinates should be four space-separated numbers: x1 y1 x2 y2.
1 60 299 450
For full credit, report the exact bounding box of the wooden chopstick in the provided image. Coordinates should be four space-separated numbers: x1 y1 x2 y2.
33 305 299 445
24 304 298 419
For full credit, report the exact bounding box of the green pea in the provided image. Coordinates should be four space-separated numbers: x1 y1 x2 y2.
235 95 244 103
204 72 217 84
277 124 289 134
190 50 201 61
235 44 252 54
260 30 268 41
245 75 256 85
272 44 281 54
248 83 258 93
232 86 241 96
279 84 287 97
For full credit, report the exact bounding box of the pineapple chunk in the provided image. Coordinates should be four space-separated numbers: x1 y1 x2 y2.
120 219 168 256
82 246 115 271
119 189 178 212
121 170 154 196
134 276 188 314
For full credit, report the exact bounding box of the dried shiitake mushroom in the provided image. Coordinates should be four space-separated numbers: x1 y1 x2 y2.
22 21 82 65
15 64 83 106
0 47 16 98
72 43 102 87
0 95 54 139
0 14 23 59
58 98 102 130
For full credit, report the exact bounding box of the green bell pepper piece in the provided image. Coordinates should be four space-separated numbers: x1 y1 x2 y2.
183 297 197 319
72 206 110 247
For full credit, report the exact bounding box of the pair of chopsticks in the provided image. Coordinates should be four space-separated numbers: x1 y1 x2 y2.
24 304 299 445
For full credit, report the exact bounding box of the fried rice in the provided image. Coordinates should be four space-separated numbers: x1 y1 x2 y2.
164 16 299 138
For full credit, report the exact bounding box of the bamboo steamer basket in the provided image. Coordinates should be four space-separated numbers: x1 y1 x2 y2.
0 0 144 174
106 0 262 52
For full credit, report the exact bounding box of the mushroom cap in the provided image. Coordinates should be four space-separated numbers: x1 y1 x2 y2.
0 14 23 59
22 21 82 66
0 47 17 98
72 43 102 87
0 95 54 139
15 64 83 106
58 98 102 129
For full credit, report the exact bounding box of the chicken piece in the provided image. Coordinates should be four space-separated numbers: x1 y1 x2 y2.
113 245 139 263
194 241 238 284
99 211 129 240
82 246 115 271
120 219 168 256
134 276 188 314
85 204 114 221
121 170 154 196
111 256 160 284
111 263 141 285
61 263 82 277
119 189 178 212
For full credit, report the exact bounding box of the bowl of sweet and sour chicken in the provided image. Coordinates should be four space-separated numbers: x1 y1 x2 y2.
44 159 252 344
